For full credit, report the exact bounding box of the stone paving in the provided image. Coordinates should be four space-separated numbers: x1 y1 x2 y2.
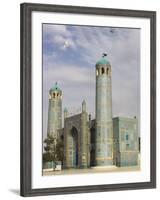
43 165 140 176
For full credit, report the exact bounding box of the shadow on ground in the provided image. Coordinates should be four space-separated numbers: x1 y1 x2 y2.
9 189 20 196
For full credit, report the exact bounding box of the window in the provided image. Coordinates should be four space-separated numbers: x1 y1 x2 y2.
102 67 105 74
126 134 129 140
107 68 109 75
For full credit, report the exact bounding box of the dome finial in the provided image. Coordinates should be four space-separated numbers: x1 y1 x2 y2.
96 54 110 66
50 82 62 92
64 107 68 112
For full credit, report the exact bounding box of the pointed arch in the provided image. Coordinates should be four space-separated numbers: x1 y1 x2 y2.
102 67 105 74
70 126 79 167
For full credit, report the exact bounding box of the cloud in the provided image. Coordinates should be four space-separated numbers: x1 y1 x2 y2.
44 64 94 84
43 24 77 53
42 24 140 138
44 24 72 37
42 61 96 136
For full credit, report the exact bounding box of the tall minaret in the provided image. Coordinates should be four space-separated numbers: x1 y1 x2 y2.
47 82 62 139
95 54 113 166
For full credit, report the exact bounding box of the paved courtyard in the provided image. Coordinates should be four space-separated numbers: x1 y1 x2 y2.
43 165 140 176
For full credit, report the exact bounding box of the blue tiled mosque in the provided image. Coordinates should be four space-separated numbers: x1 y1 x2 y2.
47 55 139 169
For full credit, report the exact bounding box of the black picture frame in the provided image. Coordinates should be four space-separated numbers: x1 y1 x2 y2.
20 3 156 197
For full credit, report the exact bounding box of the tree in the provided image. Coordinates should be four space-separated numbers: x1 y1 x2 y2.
55 138 64 165
43 135 57 170
43 135 64 170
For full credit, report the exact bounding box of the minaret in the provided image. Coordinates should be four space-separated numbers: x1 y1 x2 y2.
95 54 113 166
80 100 89 168
82 100 86 112
47 82 62 139
64 107 68 119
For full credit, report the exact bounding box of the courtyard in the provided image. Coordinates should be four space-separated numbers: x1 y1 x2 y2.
43 165 140 176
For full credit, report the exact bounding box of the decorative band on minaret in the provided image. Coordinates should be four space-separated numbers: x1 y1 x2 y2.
47 82 62 139
95 54 113 166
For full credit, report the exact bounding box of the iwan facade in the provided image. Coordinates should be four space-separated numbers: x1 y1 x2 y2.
47 56 139 168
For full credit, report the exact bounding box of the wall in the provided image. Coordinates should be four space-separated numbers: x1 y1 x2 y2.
0 0 159 200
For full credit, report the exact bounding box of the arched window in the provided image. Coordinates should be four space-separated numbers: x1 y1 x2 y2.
106 68 109 75
53 93 55 98
102 67 105 74
126 134 129 140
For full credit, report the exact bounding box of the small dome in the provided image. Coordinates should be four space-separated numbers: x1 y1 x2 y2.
96 57 110 65
50 82 61 92
64 107 68 112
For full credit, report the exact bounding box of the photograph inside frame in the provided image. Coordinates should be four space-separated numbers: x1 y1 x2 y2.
42 23 140 176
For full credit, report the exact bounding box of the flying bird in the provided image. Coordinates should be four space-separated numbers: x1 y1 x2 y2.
102 53 107 57
110 28 115 34
63 40 69 49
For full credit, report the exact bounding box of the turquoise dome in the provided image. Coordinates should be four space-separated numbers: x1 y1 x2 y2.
64 107 68 112
96 57 110 65
50 82 61 92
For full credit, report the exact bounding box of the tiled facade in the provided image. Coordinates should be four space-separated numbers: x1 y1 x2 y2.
95 59 113 166
113 117 139 166
63 108 90 169
47 83 62 139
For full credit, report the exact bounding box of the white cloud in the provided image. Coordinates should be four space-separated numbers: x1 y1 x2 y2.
44 64 94 84
43 24 140 138
44 24 71 37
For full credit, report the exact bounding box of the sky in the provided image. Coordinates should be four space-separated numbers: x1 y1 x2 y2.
42 24 140 138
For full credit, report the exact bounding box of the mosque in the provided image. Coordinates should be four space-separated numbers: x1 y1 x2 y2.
47 55 139 169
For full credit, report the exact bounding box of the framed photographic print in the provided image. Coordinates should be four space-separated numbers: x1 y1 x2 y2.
20 3 156 197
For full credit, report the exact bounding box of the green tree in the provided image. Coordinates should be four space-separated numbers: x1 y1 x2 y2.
43 135 57 170
56 138 64 165
43 135 64 170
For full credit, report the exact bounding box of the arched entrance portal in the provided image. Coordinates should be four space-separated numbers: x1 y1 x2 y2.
71 126 78 168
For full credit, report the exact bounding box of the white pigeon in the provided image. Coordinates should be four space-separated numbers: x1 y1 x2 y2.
63 40 69 49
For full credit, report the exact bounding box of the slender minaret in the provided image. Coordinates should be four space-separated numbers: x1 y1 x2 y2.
80 100 89 168
64 107 68 119
95 54 113 166
47 82 62 139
